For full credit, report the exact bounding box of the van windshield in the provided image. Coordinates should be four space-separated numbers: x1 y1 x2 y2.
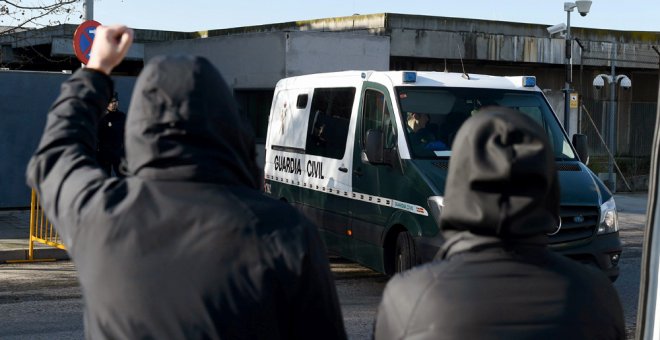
396 87 576 160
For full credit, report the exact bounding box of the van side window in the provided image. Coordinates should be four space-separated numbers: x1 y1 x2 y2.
296 94 309 109
363 89 396 149
305 87 356 159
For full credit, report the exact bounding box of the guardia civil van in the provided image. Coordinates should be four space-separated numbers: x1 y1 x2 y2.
263 70 622 280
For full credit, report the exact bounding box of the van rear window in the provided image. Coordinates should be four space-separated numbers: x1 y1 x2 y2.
306 87 356 159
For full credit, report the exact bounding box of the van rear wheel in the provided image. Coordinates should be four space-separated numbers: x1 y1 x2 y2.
394 231 415 273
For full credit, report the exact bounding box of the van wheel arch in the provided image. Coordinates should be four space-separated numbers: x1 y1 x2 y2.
384 225 415 276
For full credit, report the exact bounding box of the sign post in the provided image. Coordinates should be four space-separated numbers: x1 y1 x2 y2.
72 20 101 65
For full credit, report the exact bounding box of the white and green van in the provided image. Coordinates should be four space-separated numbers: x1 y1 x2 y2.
263 70 622 280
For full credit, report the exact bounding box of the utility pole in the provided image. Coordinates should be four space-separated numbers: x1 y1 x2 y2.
564 7 572 134
556 1 592 136
608 44 617 193
84 0 93 21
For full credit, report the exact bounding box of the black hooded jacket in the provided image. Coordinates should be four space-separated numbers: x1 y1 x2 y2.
26 56 346 339
97 108 126 162
374 108 624 340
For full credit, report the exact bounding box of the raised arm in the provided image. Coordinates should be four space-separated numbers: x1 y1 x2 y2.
86 25 134 76
25 25 133 245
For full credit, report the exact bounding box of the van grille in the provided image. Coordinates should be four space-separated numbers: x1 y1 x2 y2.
549 206 599 244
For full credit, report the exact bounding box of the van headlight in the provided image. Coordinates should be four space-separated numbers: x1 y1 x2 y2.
598 197 619 234
427 196 444 228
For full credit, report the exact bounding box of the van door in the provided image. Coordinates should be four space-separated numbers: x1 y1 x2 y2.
299 87 356 257
350 83 400 269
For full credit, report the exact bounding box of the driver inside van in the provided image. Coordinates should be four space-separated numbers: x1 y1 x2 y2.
406 112 447 154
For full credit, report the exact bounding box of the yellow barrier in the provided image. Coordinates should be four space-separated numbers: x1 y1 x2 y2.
7 189 66 263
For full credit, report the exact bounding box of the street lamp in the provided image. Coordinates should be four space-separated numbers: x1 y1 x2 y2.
547 1 592 135
593 73 632 193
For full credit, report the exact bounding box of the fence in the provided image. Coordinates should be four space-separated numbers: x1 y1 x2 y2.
579 100 657 191
6 189 66 263
580 100 658 158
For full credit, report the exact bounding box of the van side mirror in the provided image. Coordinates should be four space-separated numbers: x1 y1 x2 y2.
363 129 384 164
572 134 589 165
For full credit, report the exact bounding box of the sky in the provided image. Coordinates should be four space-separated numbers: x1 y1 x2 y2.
75 0 659 33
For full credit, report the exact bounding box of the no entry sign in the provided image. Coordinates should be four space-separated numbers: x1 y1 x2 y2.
73 20 101 64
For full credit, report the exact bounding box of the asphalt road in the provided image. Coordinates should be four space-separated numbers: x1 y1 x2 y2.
0 254 642 339
0 194 647 339
612 193 648 339
0 261 82 339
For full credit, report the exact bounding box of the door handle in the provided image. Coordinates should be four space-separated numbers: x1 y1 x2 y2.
339 166 348 173
353 168 363 176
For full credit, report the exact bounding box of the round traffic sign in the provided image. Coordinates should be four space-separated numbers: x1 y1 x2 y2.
73 20 101 64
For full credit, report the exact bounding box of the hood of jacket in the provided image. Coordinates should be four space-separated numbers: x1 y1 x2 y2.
124 55 260 188
439 106 560 239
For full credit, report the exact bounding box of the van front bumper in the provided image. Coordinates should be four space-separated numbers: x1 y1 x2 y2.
550 231 622 281
414 231 622 281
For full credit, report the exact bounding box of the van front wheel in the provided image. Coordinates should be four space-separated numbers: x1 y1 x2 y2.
394 231 415 273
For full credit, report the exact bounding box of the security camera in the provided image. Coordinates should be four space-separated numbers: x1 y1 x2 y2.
575 0 592 17
546 23 567 35
593 77 604 90
620 77 632 90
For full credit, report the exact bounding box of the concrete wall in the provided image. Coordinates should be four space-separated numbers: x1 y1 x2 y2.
384 13 660 69
145 32 288 89
0 71 136 208
145 31 390 90
285 31 390 75
203 13 658 70
392 30 508 61
388 27 657 68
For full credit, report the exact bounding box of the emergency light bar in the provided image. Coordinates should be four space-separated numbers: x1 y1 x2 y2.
523 76 536 87
402 71 417 83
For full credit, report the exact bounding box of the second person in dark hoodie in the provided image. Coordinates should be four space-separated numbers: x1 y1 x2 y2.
374 107 624 340
96 91 126 177
26 25 346 339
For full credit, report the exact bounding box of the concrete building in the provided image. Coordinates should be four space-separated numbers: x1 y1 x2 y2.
143 13 659 144
0 13 658 207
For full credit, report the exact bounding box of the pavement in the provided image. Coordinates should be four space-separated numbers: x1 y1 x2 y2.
0 193 651 264
0 209 69 263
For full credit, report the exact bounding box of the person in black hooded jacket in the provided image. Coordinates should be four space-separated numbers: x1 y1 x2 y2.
96 91 126 177
374 107 624 340
26 25 346 340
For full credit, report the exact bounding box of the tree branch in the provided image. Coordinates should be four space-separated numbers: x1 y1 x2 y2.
0 0 78 11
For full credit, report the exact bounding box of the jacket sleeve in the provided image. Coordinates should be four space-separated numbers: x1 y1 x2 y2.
25 68 114 248
292 222 347 340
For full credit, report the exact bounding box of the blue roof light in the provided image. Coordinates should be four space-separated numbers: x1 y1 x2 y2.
523 76 536 87
402 71 417 83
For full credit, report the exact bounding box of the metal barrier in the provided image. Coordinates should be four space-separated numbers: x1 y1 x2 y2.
6 189 66 263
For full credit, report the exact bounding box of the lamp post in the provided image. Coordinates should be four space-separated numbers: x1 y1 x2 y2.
593 62 632 193
559 1 592 135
